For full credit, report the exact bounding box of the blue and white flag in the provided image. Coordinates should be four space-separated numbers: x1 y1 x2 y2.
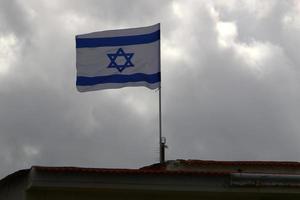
76 24 160 92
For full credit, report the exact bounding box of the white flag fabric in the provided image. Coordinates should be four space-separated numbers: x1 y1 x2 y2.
76 24 160 92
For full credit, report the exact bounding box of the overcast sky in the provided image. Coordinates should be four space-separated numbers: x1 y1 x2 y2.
1 0 300 178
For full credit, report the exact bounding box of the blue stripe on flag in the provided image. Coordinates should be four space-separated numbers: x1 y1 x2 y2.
76 30 160 48
76 72 160 86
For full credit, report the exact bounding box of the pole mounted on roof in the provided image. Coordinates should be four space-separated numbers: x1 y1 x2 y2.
158 42 167 164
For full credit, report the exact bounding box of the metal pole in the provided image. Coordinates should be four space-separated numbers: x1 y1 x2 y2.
159 87 164 163
158 24 165 164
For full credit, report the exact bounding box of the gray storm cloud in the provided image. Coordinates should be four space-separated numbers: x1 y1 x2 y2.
1 0 300 179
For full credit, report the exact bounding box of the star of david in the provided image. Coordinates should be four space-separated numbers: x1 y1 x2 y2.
107 48 134 72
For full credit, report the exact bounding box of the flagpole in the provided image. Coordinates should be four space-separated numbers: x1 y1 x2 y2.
159 86 164 163
158 23 165 164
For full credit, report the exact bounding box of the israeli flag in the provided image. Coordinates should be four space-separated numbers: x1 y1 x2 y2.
76 24 160 92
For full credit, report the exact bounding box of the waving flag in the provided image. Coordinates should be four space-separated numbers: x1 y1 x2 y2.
76 24 160 92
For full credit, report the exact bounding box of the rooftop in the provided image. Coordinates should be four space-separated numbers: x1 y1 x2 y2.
2 159 300 200
3 159 300 184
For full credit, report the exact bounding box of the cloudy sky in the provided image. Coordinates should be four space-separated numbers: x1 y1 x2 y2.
1 0 300 178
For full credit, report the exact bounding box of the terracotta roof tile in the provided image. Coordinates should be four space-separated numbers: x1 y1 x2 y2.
32 166 230 177
30 159 300 178
176 160 300 167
